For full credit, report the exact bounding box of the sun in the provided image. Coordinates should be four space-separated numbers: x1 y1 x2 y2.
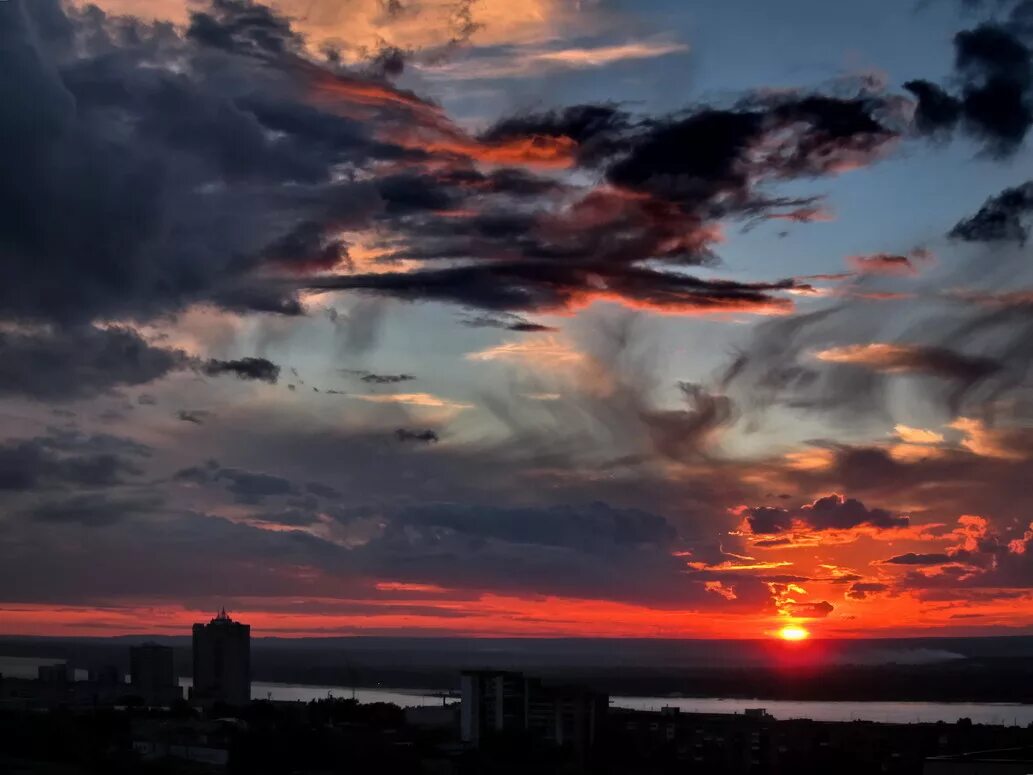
778 625 810 641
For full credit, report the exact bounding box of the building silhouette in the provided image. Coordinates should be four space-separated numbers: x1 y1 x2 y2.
130 643 180 706
460 670 525 744
460 669 606 758
191 609 250 707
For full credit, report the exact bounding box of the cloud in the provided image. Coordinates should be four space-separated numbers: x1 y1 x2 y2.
305 88 899 316
0 433 147 492
467 336 587 365
814 342 1000 380
951 416 1026 459
0 0 379 326
785 600 834 618
531 40 688 67
846 582 889 600
0 326 184 401
357 372 417 385
639 382 735 461
460 312 558 333
422 39 689 80
395 428 440 443
905 7 1033 156
306 482 343 499
846 250 933 276
25 493 161 527
894 425 946 444
203 357 281 383
743 493 909 535
215 466 298 503
950 180 1033 243
176 410 213 425
307 263 805 316
352 392 473 410
883 552 954 565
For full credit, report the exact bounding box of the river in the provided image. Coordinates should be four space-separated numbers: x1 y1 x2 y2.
5 657 1033 725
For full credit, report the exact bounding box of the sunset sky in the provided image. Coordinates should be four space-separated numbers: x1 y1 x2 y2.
3 0 1033 639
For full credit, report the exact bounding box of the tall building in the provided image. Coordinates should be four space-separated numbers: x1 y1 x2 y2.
460 669 606 756
130 643 180 706
191 609 250 707
460 670 526 744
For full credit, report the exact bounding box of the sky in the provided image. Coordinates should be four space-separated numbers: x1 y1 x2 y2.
3 0 1033 640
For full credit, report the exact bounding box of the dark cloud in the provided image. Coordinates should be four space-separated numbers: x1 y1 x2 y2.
481 104 631 166
906 5 1033 156
0 433 146 492
744 507 794 535
0 326 184 401
950 179 1033 242
25 493 161 527
395 428 440 443
391 501 676 552
640 382 735 461
744 494 909 534
785 600 834 618
821 343 1002 382
883 552 955 565
306 482 343 499
345 500 757 608
174 466 214 485
307 262 805 315
460 313 558 333
360 373 416 385
203 357 281 383
215 466 298 503
186 0 301 57
304 89 898 316
0 0 907 341
846 582 889 600
176 409 213 425
0 0 378 328
608 93 897 206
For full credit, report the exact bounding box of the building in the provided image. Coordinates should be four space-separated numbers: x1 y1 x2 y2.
37 664 73 684
89 665 123 686
132 718 239 768
130 643 180 706
525 679 606 756
460 669 607 756
925 748 1033 775
460 670 527 744
191 608 250 707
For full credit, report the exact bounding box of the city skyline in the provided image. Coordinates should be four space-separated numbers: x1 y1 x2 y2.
2 0 1033 640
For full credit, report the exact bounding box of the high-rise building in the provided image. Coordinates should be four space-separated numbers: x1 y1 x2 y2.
460 669 606 756
460 670 527 744
130 643 180 706
191 609 250 707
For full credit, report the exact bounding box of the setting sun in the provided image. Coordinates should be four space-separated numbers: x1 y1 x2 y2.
779 626 810 641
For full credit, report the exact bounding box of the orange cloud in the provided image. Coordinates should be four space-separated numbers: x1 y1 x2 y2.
815 343 920 371
951 417 1025 460
894 424 945 444
846 249 933 276
466 336 586 365
83 0 599 61
421 39 689 80
352 392 473 410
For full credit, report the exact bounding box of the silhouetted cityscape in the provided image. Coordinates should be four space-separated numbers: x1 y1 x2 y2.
3 616 1033 773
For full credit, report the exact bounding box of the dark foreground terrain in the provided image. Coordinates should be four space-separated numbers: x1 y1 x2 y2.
2 697 1033 775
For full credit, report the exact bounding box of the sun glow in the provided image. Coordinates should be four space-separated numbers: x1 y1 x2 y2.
778 625 810 641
